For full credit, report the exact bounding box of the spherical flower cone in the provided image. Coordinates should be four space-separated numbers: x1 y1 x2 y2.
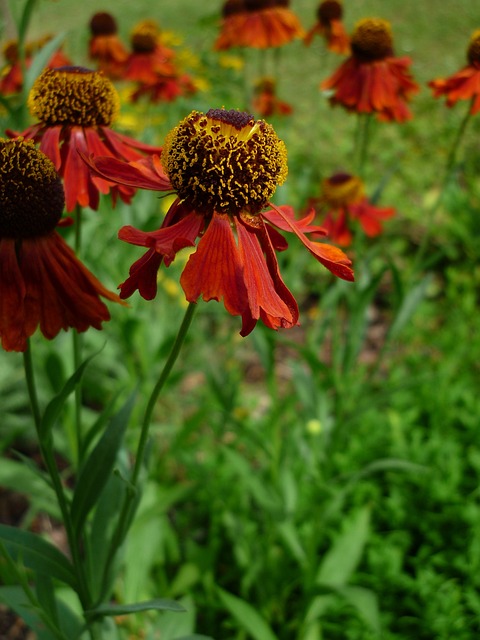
88 12 129 79
11 66 163 212
321 18 419 122
83 108 354 336
0 138 124 352
428 29 480 114
304 0 350 55
308 173 395 246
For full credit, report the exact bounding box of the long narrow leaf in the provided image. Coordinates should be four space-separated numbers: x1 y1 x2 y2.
71 392 135 534
86 598 186 618
24 31 66 94
217 588 279 640
315 506 370 589
39 351 99 441
0 526 77 589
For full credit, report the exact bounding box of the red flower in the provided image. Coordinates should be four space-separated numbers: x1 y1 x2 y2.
321 18 419 122
428 29 480 114
11 66 162 212
0 37 71 95
84 108 353 335
309 173 395 246
88 12 128 79
0 138 124 352
215 0 304 50
252 77 293 117
304 0 350 55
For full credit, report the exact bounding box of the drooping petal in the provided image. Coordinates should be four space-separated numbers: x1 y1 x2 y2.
118 248 164 300
0 239 29 351
118 211 202 264
268 203 354 281
180 214 248 317
82 153 171 191
0 234 123 352
236 218 297 335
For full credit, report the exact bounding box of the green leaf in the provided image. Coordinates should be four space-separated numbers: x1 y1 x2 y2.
0 585 58 640
86 598 186 618
39 351 99 442
315 506 370 589
217 588 279 640
337 585 381 634
71 392 135 534
24 31 66 95
175 636 215 640
388 274 433 340
0 526 77 590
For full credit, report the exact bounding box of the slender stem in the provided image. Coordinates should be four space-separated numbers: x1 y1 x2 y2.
354 113 373 178
131 301 197 485
72 205 84 465
98 301 197 602
23 341 41 431
23 341 91 610
413 99 473 272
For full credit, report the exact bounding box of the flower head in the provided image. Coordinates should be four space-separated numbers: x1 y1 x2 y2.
252 77 293 116
12 66 162 211
0 138 123 351
124 20 195 103
428 29 480 115
215 0 304 50
0 37 71 95
304 0 350 55
321 17 419 121
84 108 353 335
88 12 128 79
308 172 395 246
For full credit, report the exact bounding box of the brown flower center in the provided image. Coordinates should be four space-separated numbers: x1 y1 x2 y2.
467 29 480 66
245 0 279 11
130 20 160 53
162 108 288 216
351 18 393 62
317 0 343 25
321 173 364 208
28 66 119 127
0 138 64 238
90 12 118 36
222 0 247 18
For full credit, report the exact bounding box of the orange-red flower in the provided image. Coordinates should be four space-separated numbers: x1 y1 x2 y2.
0 138 123 352
0 37 71 95
309 173 395 246
124 20 195 103
88 12 128 79
428 29 480 114
304 0 350 55
12 66 162 212
84 108 353 335
215 0 305 50
252 77 293 116
321 18 419 122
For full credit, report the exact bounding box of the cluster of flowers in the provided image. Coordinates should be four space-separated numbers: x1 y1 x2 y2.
0 13 197 104
1 1 480 354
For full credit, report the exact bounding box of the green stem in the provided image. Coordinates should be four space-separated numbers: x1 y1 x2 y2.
413 98 473 272
354 113 373 178
23 340 91 610
98 301 197 602
72 205 84 465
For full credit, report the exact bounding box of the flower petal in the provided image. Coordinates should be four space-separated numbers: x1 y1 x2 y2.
269 203 354 281
180 214 248 316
